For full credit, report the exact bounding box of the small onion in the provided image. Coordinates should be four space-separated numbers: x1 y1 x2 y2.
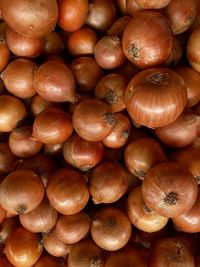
33 254 62 267
0 36 10 71
187 28 200 73
0 143 17 174
165 36 183 67
43 143 63 156
43 31 64 56
0 216 19 244
107 16 131 38
115 0 128 15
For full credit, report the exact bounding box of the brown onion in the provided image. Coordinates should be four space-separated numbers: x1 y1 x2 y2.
95 73 128 113
187 28 200 73
115 0 128 15
124 137 167 179
67 28 98 56
91 206 132 251
43 143 63 156
0 36 10 71
0 255 15 266
107 16 131 38
0 169 44 214
127 186 168 233
55 212 90 244
63 133 104 171
125 68 187 128
5 226 43 267
1 0 58 38
126 0 142 16
155 110 200 147
122 11 173 68
0 143 17 174
70 57 104 93
148 237 195 267
0 21 8 35
43 31 64 56
89 161 128 204
34 60 77 103
136 0 171 9
0 216 19 244
46 168 89 215
165 36 183 67
5 27 44 58
142 162 198 217
0 204 6 224
73 99 116 142
68 238 104 267
32 108 73 144
33 254 62 267
86 0 116 32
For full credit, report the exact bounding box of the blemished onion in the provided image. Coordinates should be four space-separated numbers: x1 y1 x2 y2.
58 0 89 32
107 16 131 38
89 161 128 204
171 146 200 185
126 0 142 16
164 0 197 34
102 113 131 148
32 107 73 144
127 186 168 233
0 169 44 215
33 254 62 267
148 237 195 267
5 27 44 58
63 133 104 171
0 204 6 224
0 216 19 244
0 0 58 38
5 226 43 267
95 73 128 113
43 31 64 56
94 35 125 69
55 212 90 244
19 196 58 233
142 162 198 218
125 68 187 128
91 206 132 251
155 110 200 147
0 36 10 72
187 28 200 73
34 60 77 103
46 168 89 215
43 142 63 156
165 36 183 67
43 229 70 257
73 99 116 142
68 238 104 267
9 126 42 158
0 143 17 174
70 57 104 93
135 0 172 9
122 11 173 68
67 28 98 56
124 137 167 179
86 0 117 32
105 246 148 267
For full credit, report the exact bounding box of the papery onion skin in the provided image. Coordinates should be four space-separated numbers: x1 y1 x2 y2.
5 226 43 267
125 68 187 128
0 216 19 244
0 0 58 38
187 28 200 73
0 143 17 174
91 206 132 251
135 0 172 9
142 162 198 218
0 36 10 72
0 169 44 215
126 0 142 16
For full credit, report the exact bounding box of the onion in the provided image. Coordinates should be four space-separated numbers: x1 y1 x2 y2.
122 11 173 68
33 254 62 267
127 186 168 233
58 0 89 32
125 68 187 128
46 168 89 215
0 169 44 214
95 73 128 113
55 212 90 244
70 57 104 93
124 137 167 179
142 162 198 217
43 142 63 156
187 28 200 73
32 107 73 144
5 27 44 58
43 31 64 56
43 229 70 257
89 161 128 204
0 255 15 266
165 36 183 67
155 110 200 147
126 0 142 16
67 28 98 56
0 36 10 71
91 206 132 251
0 143 17 174
115 0 128 15
34 60 77 103
148 237 195 266
1 0 58 38
63 133 104 171
135 0 172 9
5 226 43 267
0 204 6 224
107 16 131 38
0 216 19 244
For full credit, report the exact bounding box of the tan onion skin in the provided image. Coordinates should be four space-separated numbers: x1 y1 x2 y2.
19 196 58 233
5 226 43 267
0 216 19 244
55 212 91 244
43 31 64 56
126 0 142 16
91 207 132 251
127 186 168 233
125 68 187 128
46 168 90 215
0 169 45 215
187 28 200 73
142 162 198 218
135 0 172 9
68 239 104 267
33 254 62 267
